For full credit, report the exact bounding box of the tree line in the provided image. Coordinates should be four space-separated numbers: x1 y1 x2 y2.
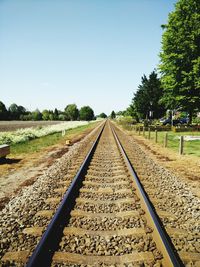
0 102 97 121
125 0 200 123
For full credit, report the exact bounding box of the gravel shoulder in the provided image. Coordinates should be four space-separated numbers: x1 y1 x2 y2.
118 126 200 200
114 123 200 265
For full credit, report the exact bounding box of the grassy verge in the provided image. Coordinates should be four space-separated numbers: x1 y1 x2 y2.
115 119 200 157
10 122 98 155
140 129 200 157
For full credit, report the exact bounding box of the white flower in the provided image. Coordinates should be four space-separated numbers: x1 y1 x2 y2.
0 121 94 145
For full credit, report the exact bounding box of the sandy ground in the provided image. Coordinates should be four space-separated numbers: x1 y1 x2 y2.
125 130 200 199
0 126 95 210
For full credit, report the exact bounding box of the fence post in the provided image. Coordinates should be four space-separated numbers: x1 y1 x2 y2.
179 136 184 155
155 130 158 143
148 127 151 140
164 132 168 147
138 126 140 135
143 126 145 137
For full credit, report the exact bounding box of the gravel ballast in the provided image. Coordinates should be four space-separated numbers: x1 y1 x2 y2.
0 123 103 265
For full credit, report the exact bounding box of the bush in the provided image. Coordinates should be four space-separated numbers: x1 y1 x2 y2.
192 117 200 124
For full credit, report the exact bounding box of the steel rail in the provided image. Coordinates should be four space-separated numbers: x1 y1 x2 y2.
26 122 105 267
111 124 184 267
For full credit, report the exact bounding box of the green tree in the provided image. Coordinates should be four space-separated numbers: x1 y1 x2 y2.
9 103 19 119
79 106 94 121
42 110 50 120
49 112 54 121
131 71 164 120
9 103 26 120
58 113 66 121
116 110 126 116
31 109 42 120
99 113 107 118
132 76 149 119
64 104 79 121
110 111 116 119
54 108 59 120
18 105 26 115
159 0 200 122
20 112 32 121
0 101 8 120
125 105 139 122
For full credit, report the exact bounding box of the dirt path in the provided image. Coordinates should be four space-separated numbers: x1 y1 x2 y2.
0 126 96 210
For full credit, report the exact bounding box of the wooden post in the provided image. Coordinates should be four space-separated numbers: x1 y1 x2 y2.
164 132 168 147
138 126 140 135
148 127 151 140
179 136 184 155
155 130 158 143
143 126 145 137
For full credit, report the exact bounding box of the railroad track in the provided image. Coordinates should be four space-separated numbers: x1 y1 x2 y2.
2 121 186 266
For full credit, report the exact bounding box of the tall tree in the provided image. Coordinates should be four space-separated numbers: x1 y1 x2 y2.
110 111 116 119
131 71 164 120
79 106 94 121
9 103 19 120
9 103 27 120
54 108 59 120
64 104 79 121
159 0 200 122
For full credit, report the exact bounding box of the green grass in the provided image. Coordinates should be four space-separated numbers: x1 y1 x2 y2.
143 130 200 157
10 122 98 155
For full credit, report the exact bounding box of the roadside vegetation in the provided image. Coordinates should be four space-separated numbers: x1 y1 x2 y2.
116 116 200 157
0 121 95 145
155 131 200 157
145 130 200 157
10 122 99 155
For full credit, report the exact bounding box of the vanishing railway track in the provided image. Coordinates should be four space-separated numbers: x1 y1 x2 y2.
2 121 186 266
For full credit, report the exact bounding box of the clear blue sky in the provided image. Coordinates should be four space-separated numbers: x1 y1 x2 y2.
0 0 176 115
